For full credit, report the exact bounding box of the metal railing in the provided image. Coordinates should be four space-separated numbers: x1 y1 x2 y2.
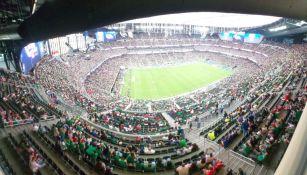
204 138 224 155
203 138 256 175
81 116 177 141
227 150 256 175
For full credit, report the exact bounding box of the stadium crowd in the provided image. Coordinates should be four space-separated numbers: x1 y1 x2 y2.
0 69 60 127
33 36 306 129
0 35 306 175
46 117 201 173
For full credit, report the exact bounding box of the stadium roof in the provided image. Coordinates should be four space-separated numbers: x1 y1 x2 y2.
1 0 307 42
121 12 281 28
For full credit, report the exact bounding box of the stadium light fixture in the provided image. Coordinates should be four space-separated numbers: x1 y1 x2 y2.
269 25 287 32
32 0 38 14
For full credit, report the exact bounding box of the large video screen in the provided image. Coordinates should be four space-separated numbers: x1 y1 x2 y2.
95 31 117 42
233 32 245 43
218 32 234 41
219 32 264 44
243 33 264 44
20 42 45 74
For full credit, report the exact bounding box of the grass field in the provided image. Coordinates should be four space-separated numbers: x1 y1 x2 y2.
120 63 232 100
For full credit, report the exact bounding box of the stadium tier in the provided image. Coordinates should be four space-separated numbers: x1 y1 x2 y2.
34 38 300 114
0 30 307 175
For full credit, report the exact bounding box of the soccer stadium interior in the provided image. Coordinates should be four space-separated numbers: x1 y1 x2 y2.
0 0 307 175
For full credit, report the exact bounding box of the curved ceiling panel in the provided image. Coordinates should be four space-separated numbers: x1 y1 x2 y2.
121 13 281 28
18 0 307 42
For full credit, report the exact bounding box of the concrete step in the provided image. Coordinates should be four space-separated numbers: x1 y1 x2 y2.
27 132 76 175
215 124 237 142
0 138 32 175
228 133 244 150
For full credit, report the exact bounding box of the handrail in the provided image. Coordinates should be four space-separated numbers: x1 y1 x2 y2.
229 150 256 167
80 116 177 140
226 149 256 175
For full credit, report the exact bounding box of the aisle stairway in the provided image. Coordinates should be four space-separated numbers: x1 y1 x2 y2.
0 123 57 175
161 112 176 128
181 74 299 174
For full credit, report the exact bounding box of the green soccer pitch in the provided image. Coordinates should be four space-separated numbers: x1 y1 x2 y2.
120 63 232 100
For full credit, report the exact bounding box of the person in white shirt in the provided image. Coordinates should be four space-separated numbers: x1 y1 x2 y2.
144 146 155 154
197 158 207 169
33 124 39 132
30 156 45 175
176 163 190 175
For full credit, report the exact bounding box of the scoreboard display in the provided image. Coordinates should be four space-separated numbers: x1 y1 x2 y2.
95 31 117 42
219 32 264 44
20 42 45 74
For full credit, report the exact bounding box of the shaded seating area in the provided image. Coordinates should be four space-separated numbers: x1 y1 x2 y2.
0 149 15 175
